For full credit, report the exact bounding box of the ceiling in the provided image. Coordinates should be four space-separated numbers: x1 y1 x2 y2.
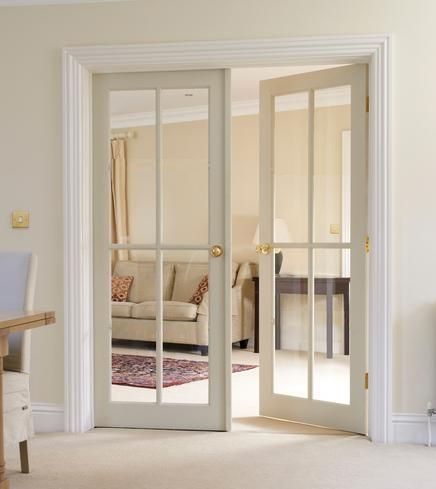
110 65 341 116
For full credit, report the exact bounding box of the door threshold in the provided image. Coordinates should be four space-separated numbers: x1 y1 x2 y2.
232 415 357 436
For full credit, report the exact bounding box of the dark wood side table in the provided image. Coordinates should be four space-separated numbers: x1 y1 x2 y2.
252 275 350 359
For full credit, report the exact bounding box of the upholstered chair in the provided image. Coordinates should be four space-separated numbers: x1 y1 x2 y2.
0 252 37 474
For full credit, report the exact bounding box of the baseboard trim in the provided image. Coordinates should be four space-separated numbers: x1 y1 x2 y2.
391 413 436 445
32 403 65 433
29 405 434 443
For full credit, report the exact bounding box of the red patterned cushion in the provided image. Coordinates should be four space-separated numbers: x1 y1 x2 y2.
112 275 134 302
189 275 208 305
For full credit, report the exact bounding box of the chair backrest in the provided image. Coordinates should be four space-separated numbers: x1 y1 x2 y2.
0 252 37 374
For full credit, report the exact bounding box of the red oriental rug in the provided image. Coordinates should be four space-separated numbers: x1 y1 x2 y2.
112 353 257 389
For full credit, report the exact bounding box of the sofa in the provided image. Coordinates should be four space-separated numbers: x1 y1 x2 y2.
112 260 255 355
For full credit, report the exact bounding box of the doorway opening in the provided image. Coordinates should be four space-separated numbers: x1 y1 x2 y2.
102 63 367 435
63 34 391 440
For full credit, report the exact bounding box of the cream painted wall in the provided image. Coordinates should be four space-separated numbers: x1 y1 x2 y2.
0 0 436 415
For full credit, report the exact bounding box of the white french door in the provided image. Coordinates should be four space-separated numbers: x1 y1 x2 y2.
93 70 231 430
258 65 368 433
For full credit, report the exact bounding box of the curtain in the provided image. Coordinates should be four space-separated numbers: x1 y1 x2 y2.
111 139 129 261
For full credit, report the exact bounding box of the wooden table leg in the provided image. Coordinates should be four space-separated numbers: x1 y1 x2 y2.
326 288 333 359
0 334 9 489
344 290 350 355
254 282 259 354
275 291 281 350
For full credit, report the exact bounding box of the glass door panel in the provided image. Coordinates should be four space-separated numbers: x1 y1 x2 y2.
110 89 156 248
274 92 309 243
162 250 210 405
274 249 308 398
313 86 351 243
111 250 156 404
162 88 209 246
313 249 350 405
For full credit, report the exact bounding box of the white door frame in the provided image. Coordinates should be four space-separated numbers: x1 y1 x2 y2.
63 34 392 442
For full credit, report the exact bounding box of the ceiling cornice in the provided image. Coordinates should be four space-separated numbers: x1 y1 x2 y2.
111 87 350 129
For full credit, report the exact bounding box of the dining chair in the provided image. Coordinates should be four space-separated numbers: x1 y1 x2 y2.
0 252 37 474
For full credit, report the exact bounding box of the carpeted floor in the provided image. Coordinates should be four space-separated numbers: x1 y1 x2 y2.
5 427 436 489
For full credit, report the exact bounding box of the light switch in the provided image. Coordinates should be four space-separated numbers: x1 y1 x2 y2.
329 223 340 235
12 211 29 229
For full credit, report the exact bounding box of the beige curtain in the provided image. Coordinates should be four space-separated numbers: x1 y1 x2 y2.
111 139 129 261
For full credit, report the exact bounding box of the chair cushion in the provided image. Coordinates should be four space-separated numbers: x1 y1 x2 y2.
113 261 174 302
112 301 135 318
3 371 33 447
131 301 198 321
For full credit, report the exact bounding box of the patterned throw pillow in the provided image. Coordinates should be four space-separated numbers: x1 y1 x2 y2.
189 275 208 305
112 276 134 302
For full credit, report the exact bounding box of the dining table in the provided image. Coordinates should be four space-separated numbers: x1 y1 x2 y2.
0 311 55 489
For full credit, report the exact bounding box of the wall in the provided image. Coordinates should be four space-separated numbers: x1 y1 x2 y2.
0 0 435 427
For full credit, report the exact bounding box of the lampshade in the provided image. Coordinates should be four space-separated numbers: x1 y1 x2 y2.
252 218 291 244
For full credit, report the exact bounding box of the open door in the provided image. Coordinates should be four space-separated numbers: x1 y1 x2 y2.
258 65 368 433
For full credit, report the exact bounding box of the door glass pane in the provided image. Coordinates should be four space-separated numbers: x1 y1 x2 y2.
161 89 209 245
313 249 350 404
274 249 308 398
110 90 156 247
111 250 157 403
162 250 210 404
274 92 309 243
313 85 351 243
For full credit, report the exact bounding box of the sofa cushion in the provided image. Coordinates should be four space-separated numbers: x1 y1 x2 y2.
111 275 134 302
172 262 239 302
131 301 198 321
112 301 135 318
113 261 174 302
171 263 209 302
189 275 208 305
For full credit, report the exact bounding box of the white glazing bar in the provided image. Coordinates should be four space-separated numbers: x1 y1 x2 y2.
111 242 351 250
110 243 209 250
273 242 351 249
307 89 315 400
155 88 163 405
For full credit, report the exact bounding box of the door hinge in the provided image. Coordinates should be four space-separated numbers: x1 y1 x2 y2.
365 236 370 254
366 95 370 113
364 372 369 390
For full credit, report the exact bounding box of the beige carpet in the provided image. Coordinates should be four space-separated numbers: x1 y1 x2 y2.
5 428 436 489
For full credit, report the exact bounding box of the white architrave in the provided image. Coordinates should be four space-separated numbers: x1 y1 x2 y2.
63 35 391 442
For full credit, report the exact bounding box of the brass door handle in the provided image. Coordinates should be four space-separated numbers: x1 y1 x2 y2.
255 243 273 255
210 245 224 257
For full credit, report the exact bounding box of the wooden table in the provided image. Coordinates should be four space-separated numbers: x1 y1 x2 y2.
252 276 350 358
0 311 55 489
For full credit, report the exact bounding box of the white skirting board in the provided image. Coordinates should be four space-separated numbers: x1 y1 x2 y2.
32 403 65 433
391 414 436 445
29 404 434 445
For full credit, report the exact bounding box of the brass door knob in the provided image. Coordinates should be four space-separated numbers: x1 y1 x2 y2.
255 243 273 255
210 245 224 257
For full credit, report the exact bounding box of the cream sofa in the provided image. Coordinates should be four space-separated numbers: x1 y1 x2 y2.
112 260 255 355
